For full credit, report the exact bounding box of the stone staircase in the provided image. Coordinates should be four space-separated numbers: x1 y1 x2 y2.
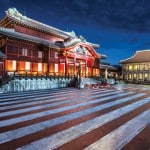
0 77 115 93
78 77 101 88
0 77 74 93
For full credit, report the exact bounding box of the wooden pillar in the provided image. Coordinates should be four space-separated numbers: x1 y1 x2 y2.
85 58 87 78
91 67 93 77
30 42 33 75
74 58 76 76
4 38 8 75
17 39 19 74
105 68 108 80
131 72 133 81
47 48 50 75
63 50 69 77
65 56 68 76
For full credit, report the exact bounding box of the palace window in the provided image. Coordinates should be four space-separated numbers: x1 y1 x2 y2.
129 65 133 70
139 74 142 80
133 74 137 78
12 60 16 71
144 73 148 78
54 64 58 73
54 52 58 58
133 65 138 70
6 60 16 71
25 62 30 71
22 48 28 56
38 51 43 58
38 63 42 72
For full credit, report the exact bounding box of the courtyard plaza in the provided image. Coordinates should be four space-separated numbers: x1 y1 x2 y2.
0 84 149 150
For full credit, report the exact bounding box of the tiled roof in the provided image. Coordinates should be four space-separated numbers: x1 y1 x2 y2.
100 64 116 70
0 27 59 50
0 27 105 58
120 50 150 64
4 8 73 39
100 54 107 59
2 8 100 48
0 8 104 58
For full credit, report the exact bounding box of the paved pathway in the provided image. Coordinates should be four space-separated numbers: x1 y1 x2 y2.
0 85 149 150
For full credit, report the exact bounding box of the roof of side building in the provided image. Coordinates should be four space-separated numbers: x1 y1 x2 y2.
120 50 150 64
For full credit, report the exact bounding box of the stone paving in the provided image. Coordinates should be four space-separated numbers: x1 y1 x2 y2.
0 85 149 150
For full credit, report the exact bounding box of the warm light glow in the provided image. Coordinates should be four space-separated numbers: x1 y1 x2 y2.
145 74 148 78
43 63 47 73
86 67 88 75
58 63 65 74
139 74 142 79
25 62 30 71
32 63 38 72
12 60 16 70
6 60 16 71
18 61 25 71
133 65 138 70
38 63 42 72
54 64 58 73
129 65 132 70
87 67 92 76
133 74 136 78
105 68 108 79
68 64 74 74
96 69 98 74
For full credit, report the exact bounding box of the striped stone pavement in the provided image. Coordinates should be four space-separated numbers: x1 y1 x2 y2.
0 85 149 150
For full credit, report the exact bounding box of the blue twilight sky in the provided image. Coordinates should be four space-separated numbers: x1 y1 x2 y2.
0 0 150 64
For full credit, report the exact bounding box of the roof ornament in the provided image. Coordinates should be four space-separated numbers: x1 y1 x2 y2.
66 30 77 38
70 31 76 37
6 8 27 20
79 35 86 42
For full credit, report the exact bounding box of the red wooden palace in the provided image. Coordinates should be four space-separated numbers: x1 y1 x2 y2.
0 8 103 81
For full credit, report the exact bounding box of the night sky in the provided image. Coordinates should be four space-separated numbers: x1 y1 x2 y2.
0 0 150 64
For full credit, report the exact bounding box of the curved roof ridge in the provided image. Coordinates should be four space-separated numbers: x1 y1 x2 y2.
5 8 73 39
120 49 150 64
136 49 150 52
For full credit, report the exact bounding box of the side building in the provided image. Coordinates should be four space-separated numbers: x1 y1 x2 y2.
0 8 104 84
120 50 150 84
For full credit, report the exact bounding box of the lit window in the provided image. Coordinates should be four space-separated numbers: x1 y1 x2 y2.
6 60 16 71
133 74 136 78
38 63 42 72
25 62 30 71
145 74 148 78
134 65 138 70
12 60 16 71
129 65 132 70
38 51 43 58
22 48 28 56
139 74 142 79
55 64 58 73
